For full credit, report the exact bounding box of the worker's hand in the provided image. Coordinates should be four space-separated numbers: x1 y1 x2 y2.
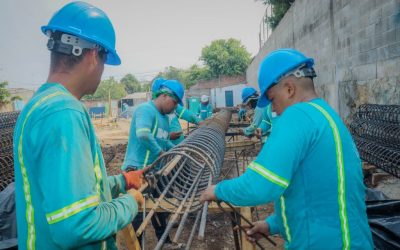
238 129 244 135
199 185 217 203
122 170 144 190
240 220 271 244
170 131 183 140
255 128 262 139
127 189 144 207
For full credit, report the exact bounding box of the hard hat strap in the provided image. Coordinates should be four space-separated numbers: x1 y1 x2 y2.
47 32 105 56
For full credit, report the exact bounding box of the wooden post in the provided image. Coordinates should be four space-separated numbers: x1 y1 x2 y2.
120 224 141 250
240 207 255 250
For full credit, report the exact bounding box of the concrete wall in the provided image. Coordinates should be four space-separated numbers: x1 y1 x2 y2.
210 84 247 108
247 0 400 122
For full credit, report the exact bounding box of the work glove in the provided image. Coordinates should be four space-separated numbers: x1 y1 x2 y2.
127 189 144 207
123 170 144 190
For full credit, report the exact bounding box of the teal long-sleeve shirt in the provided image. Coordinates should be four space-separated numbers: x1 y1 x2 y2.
215 98 373 249
242 104 275 137
169 104 200 145
123 101 175 170
13 83 138 250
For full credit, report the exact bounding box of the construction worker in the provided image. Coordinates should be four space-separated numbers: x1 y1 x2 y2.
13 2 144 249
197 95 213 120
238 104 247 122
122 79 184 243
201 48 373 249
151 77 200 144
240 87 274 142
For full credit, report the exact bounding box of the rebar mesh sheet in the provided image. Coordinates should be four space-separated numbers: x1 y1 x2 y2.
350 104 400 178
0 111 20 191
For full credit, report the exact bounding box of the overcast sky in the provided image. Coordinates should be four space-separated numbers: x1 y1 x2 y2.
0 0 266 89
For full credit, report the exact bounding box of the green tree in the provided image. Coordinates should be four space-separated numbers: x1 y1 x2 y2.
0 81 11 107
120 73 141 94
11 96 22 101
200 38 251 78
261 0 295 29
84 77 127 100
157 65 212 89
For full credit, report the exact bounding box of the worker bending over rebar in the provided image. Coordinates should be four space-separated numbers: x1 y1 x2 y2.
201 48 373 250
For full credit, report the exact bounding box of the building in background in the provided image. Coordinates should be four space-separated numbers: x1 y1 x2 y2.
187 75 247 108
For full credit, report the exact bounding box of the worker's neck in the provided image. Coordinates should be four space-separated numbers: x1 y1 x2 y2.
47 72 86 100
297 90 318 103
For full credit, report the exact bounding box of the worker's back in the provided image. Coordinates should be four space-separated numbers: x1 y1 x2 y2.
13 83 129 249
260 98 373 249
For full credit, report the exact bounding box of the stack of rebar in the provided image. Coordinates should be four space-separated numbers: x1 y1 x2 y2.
0 112 20 192
139 110 232 250
350 104 400 178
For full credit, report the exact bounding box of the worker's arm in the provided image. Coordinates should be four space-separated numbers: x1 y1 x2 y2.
135 105 163 156
258 104 275 135
215 106 314 206
242 107 264 136
33 110 138 249
207 105 213 117
176 104 200 124
258 119 272 135
107 174 126 198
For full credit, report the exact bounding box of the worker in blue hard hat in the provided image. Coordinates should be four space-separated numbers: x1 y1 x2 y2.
150 77 200 145
197 95 213 121
201 48 373 249
123 79 185 243
238 103 247 122
240 87 275 142
13 2 144 249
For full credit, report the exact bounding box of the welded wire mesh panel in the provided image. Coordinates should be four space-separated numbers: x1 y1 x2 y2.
351 104 400 178
357 104 400 124
0 111 20 191
350 117 400 149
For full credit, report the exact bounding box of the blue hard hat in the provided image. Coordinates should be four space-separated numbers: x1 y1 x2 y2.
241 87 257 104
152 77 166 93
41 1 121 65
159 80 184 105
257 48 314 108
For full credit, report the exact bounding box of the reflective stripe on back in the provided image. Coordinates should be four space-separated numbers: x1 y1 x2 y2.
18 91 67 249
307 102 350 250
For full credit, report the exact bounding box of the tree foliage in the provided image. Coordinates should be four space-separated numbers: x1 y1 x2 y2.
120 73 141 94
157 65 212 89
200 38 251 78
262 0 295 29
84 77 127 100
0 81 11 106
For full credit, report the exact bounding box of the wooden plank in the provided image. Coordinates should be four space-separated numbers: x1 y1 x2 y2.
162 155 182 176
120 224 141 250
240 207 255 250
138 199 234 213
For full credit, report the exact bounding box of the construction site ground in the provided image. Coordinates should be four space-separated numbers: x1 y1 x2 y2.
95 117 400 249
